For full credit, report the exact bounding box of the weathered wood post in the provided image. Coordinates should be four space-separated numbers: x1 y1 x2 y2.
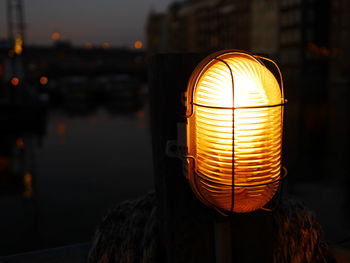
149 53 274 263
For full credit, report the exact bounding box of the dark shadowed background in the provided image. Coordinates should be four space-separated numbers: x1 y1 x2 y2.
0 0 350 256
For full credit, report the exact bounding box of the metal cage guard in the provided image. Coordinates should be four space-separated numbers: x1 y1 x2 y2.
185 50 287 215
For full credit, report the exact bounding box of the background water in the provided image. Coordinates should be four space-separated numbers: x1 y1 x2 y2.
0 97 154 255
1 86 350 256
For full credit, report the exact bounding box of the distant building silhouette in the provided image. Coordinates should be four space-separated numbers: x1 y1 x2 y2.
146 0 279 57
251 0 279 57
146 11 166 54
279 0 330 101
328 0 350 181
279 0 332 179
146 0 350 180
330 0 350 100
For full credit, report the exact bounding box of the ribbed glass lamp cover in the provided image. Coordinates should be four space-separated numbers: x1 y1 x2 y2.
186 51 284 213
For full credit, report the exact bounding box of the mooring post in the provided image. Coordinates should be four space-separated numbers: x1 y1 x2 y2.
149 53 274 263
149 53 216 263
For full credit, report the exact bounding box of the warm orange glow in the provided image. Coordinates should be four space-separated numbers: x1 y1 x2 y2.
85 42 93 50
40 76 49 85
16 138 25 149
136 109 145 118
57 123 66 135
134 40 143 49
52 32 61 41
14 35 23 55
101 42 110 50
11 77 20 86
24 173 32 184
23 173 33 198
320 47 330 57
186 51 284 213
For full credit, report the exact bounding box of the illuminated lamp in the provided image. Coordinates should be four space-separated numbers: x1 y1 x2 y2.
11 77 20 86
40 76 49 85
185 50 286 213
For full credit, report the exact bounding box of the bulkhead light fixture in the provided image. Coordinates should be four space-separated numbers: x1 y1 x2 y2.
185 50 286 213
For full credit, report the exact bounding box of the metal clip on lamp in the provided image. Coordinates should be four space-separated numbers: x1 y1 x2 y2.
184 50 287 214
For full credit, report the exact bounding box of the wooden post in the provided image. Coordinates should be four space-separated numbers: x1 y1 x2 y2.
149 53 274 263
149 53 215 263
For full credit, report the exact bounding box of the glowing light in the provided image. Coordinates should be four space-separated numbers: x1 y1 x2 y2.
57 123 66 136
320 47 330 57
186 51 284 213
134 41 143 49
23 173 33 198
52 32 61 41
85 42 93 50
101 42 110 50
11 77 20 86
14 35 23 55
24 173 32 184
16 138 25 149
136 109 145 118
40 76 49 85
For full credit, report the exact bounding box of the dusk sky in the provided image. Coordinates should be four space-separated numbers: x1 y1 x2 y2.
0 0 175 48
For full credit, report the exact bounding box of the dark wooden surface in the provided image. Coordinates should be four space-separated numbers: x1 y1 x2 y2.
231 210 273 262
149 53 216 263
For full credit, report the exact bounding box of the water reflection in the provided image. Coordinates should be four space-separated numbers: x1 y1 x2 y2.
0 102 46 254
1 72 350 255
0 109 45 198
0 79 153 255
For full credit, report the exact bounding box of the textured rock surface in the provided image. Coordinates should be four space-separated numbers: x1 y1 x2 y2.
88 192 158 263
89 192 335 263
273 198 334 263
